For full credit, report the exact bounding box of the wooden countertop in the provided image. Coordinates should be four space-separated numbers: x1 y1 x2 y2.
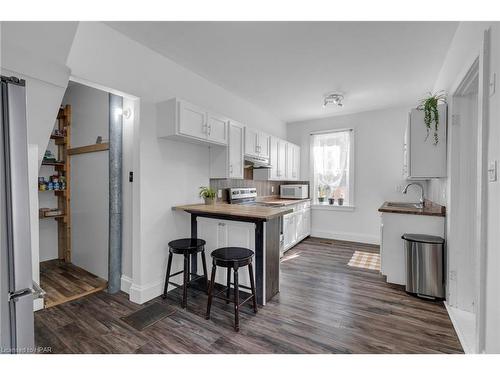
378 200 446 217
173 202 293 221
258 197 311 206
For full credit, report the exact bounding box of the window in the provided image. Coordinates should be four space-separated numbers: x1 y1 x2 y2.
310 129 354 207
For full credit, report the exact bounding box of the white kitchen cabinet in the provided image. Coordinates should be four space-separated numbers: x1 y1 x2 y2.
206 112 229 144
157 98 228 146
177 100 207 140
269 136 279 180
197 217 255 288
283 201 311 252
257 133 270 159
404 104 447 179
277 139 287 179
254 139 301 182
209 120 244 179
244 127 270 158
283 213 297 250
380 212 445 285
286 143 300 181
244 127 259 157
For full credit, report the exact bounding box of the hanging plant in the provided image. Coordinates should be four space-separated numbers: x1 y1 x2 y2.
417 91 447 145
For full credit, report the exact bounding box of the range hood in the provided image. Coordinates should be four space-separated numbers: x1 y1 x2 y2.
244 154 271 169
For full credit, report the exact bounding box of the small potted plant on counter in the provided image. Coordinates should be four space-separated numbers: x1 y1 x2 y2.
199 186 217 205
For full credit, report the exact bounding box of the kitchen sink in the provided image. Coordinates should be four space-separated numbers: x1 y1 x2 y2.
386 202 423 209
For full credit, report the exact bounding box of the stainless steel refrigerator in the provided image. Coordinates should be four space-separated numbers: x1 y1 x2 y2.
1 75 35 353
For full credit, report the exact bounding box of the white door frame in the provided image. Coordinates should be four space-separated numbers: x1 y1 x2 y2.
68 74 142 301
447 28 490 354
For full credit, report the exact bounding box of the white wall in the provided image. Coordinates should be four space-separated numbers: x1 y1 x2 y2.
62 82 109 280
66 22 287 303
427 21 500 354
287 106 424 244
0 22 78 165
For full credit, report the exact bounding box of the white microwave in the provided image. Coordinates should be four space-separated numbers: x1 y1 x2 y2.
280 184 309 199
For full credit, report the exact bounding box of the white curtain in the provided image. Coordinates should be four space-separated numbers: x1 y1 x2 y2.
311 130 351 203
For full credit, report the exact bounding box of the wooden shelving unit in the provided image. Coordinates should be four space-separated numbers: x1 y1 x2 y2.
57 105 72 263
39 105 72 263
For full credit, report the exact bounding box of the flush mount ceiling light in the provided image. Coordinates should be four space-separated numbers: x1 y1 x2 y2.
323 93 344 108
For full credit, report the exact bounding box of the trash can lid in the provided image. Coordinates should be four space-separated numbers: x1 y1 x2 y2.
401 233 445 244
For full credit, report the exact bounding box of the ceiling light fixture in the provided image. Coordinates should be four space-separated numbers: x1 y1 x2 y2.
323 93 344 108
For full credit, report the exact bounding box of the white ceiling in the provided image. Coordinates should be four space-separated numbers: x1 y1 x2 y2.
106 21 458 123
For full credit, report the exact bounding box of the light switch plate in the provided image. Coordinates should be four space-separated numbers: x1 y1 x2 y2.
488 160 497 182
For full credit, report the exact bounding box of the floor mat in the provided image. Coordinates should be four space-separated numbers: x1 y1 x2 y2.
348 251 381 271
121 302 176 331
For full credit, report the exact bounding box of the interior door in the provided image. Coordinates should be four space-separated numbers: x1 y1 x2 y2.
0 77 35 352
178 100 207 140
244 127 258 156
207 112 228 145
228 122 243 179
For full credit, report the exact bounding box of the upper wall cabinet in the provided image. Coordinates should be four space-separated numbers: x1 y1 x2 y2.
254 139 300 181
244 127 270 158
404 104 447 179
157 98 228 146
209 120 245 179
286 143 300 180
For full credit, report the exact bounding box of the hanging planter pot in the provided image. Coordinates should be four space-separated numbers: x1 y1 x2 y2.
417 91 447 145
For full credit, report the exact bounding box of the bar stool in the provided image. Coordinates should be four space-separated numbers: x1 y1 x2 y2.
162 238 208 309
206 247 258 332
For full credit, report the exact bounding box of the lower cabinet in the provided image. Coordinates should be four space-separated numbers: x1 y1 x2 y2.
283 204 311 252
197 217 255 288
380 212 445 285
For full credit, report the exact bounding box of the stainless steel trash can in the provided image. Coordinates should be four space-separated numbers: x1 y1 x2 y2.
402 233 445 299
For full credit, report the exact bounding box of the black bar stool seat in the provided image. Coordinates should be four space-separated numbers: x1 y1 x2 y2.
206 247 258 332
162 238 208 309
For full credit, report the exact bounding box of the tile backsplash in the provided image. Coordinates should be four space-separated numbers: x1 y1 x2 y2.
210 178 310 202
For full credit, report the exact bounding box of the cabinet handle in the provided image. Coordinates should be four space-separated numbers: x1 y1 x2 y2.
207 124 212 136
229 164 233 174
218 222 226 227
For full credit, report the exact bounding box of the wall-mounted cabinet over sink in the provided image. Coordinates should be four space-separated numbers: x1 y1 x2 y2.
157 98 228 145
404 104 447 179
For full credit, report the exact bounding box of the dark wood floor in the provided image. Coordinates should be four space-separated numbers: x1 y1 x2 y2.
40 259 107 308
34 237 463 354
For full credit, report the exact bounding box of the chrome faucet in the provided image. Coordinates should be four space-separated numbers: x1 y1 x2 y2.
403 182 425 208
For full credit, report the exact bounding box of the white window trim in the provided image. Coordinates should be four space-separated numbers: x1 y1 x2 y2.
309 128 355 209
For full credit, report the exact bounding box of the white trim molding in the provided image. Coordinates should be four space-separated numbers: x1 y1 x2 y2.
311 204 355 212
311 230 379 245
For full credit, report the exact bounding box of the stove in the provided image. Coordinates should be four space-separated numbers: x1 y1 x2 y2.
228 187 258 205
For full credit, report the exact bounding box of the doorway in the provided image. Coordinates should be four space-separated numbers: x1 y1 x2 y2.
447 58 480 353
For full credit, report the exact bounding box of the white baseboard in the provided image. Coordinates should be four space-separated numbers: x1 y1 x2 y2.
33 298 44 312
128 279 164 305
444 302 475 354
311 229 380 245
120 275 133 294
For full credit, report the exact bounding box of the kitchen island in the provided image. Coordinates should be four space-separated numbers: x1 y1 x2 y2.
173 203 292 305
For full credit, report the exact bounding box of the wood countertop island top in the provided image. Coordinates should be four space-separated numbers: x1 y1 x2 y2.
173 202 293 221
378 200 446 217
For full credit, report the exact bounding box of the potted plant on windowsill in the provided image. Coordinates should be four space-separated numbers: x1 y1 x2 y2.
318 185 328 203
199 186 217 205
